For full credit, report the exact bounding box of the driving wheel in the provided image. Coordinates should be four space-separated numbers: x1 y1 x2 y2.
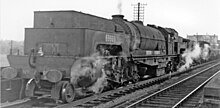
61 81 75 103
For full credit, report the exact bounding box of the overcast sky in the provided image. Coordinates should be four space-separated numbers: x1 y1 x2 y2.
0 0 220 41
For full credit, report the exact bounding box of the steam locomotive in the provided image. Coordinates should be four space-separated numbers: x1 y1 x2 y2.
2 10 214 103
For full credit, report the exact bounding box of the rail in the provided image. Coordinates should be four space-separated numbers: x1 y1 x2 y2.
172 70 220 108
1 60 219 108
125 62 220 108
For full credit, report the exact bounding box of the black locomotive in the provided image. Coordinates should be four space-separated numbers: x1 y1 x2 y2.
2 10 216 103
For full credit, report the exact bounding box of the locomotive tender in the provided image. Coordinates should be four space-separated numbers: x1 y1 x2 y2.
4 10 191 102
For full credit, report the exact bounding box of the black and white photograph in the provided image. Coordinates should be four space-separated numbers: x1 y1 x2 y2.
1 0 220 107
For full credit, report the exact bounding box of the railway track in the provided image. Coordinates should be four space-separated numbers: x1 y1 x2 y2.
56 60 220 108
1 60 220 108
121 62 220 108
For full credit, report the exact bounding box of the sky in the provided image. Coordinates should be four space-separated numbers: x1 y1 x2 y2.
0 0 220 41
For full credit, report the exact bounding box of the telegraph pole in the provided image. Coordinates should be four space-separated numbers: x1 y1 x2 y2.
132 2 147 22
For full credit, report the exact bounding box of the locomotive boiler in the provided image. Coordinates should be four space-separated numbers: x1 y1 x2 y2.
4 10 189 103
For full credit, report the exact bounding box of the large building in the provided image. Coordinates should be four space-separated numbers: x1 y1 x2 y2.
187 34 218 48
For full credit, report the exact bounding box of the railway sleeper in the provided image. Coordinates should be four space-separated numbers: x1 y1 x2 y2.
181 83 201 86
123 89 133 94
187 94 202 99
184 85 199 88
179 106 196 108
137 103 173 108
91 99 105 103
84 101 99 105
102 96 116 100
85 101 101 105
180 84 202 88
159 94 186 98
166 89 192 93
109 94 121 98
182 98 201 104
158 95 186 99
128 88 137 92
97 98 110 102
163 91 189 94
187 97 202 102
138 84 146 88
76 104 94 107
180 103 200 107
163 91 189 95
113 92 124 96
152 97 182 101
132 106 159 108
148 98 176 103
165 92 189 95
119 90 129 94
168 87 192 91
144 100 176 105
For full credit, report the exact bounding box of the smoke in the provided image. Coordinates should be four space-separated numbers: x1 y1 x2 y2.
178 43 210 71
201 44 210 60
70 53 108 94
117 0 122 14
88 69 107 93
178 43 200 71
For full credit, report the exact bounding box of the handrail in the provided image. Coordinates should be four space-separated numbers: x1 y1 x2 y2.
28 49 36 68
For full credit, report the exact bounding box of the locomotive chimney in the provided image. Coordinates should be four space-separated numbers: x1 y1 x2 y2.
112 14 124 20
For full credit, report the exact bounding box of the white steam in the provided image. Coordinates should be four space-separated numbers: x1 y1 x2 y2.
70 53 108 94
201 44 210 60
178 43 210 71
88 69 107 93
117 0 122 14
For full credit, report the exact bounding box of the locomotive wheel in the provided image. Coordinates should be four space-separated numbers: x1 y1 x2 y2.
61 82 75 103
166 61 173 74
123 62 140 83
132 72 140 83
123 64 132 80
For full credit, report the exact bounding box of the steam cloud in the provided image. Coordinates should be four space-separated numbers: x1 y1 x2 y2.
117 0 122 14
201 44 210 60
70 53 108 94
178 42 210 71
